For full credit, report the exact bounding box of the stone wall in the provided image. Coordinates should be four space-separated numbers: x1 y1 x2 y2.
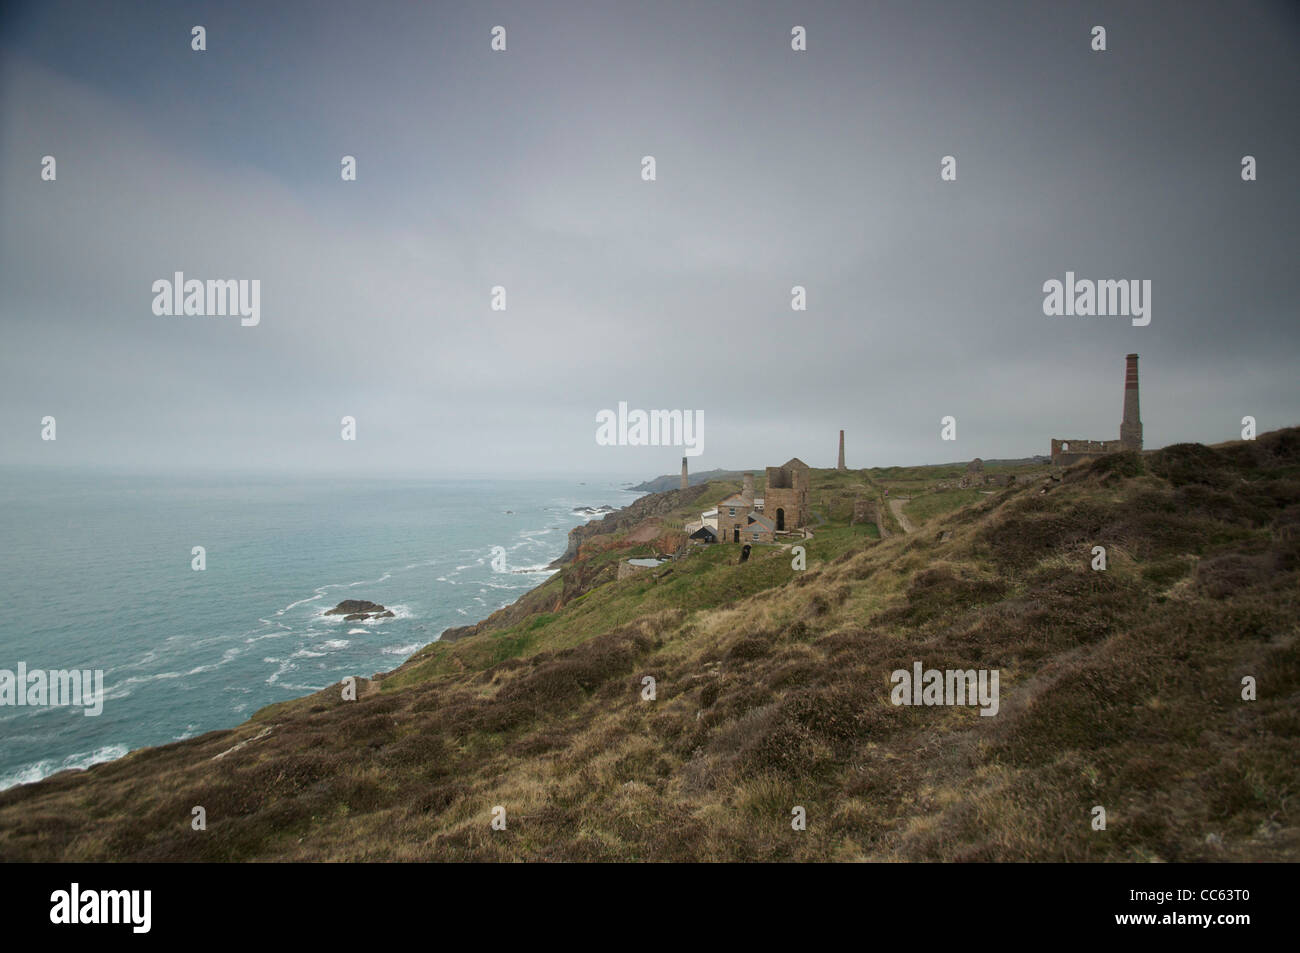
1050 437 1123 466
618 558 668 580
852 498 889 537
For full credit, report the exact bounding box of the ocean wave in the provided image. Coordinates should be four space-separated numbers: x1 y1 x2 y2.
400 558 441 571
265 657 295 685
0 744 130 792
278 594 325 614
244 629 292 644
511 563 558 575
103 662 223 700
479 579 532 591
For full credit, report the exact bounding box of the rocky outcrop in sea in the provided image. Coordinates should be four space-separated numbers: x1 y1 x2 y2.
324 600 395 622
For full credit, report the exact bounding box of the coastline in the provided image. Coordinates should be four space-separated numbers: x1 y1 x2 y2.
0 479 642 792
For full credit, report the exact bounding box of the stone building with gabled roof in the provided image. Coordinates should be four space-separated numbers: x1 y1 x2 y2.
716 491 754 544
689 524 718 543
743 512 776 543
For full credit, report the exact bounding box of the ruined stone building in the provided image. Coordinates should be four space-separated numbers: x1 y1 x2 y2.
764 458 812 532
1050 354 1144 466
714 461 810 543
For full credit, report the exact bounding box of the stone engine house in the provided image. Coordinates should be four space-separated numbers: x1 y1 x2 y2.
764 458 811 532
714 459 811 543
1050 354 1143 466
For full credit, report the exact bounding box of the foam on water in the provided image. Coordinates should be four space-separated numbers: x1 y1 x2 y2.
0 471 641 790
0 745 130 791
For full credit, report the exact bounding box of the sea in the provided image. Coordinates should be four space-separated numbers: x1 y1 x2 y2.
0 468 640 790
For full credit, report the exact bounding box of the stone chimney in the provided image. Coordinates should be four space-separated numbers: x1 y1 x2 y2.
837 430 846 470
680 456 689 491
742 472 754 504
1120 353 1142 451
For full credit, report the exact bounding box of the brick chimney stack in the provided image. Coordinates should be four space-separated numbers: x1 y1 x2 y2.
837 430 846 470
1120 353 1142 452
680 456 688 491
742 472 754 504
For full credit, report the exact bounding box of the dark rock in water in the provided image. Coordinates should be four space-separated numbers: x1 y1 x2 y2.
325 599 395 622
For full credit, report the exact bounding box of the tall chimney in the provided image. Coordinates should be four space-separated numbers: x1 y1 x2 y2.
742 472 754 503
837 430 846 470
1120 353 1142 451
680 456 689 490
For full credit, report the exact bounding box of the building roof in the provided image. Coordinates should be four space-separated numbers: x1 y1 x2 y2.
782 457 810 470
719 493 749 506
746 513 775 531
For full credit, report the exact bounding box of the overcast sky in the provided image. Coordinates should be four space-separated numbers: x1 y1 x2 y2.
2 0 1297 477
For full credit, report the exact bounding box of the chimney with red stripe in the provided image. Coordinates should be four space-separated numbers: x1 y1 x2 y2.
1120 353 1142 451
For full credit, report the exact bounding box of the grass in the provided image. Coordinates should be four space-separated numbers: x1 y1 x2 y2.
1 430 1297 861
903 488 989 526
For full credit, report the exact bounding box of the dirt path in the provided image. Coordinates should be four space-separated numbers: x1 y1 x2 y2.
889 498 916 534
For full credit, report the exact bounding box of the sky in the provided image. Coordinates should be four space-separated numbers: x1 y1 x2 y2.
2 0 1297 477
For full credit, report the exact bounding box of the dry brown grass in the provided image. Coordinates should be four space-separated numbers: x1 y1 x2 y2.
1 430 1297 861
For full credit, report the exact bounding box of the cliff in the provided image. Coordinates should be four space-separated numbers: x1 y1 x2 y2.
1 430 1297 862
551 482 713 566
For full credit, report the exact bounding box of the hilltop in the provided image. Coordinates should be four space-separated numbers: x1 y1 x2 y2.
629 468 752 493
1 430 1297 861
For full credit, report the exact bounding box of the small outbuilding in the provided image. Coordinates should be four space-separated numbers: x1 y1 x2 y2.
689 525 718 544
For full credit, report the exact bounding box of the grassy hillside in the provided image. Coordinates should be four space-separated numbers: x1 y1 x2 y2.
1 432 1297 861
